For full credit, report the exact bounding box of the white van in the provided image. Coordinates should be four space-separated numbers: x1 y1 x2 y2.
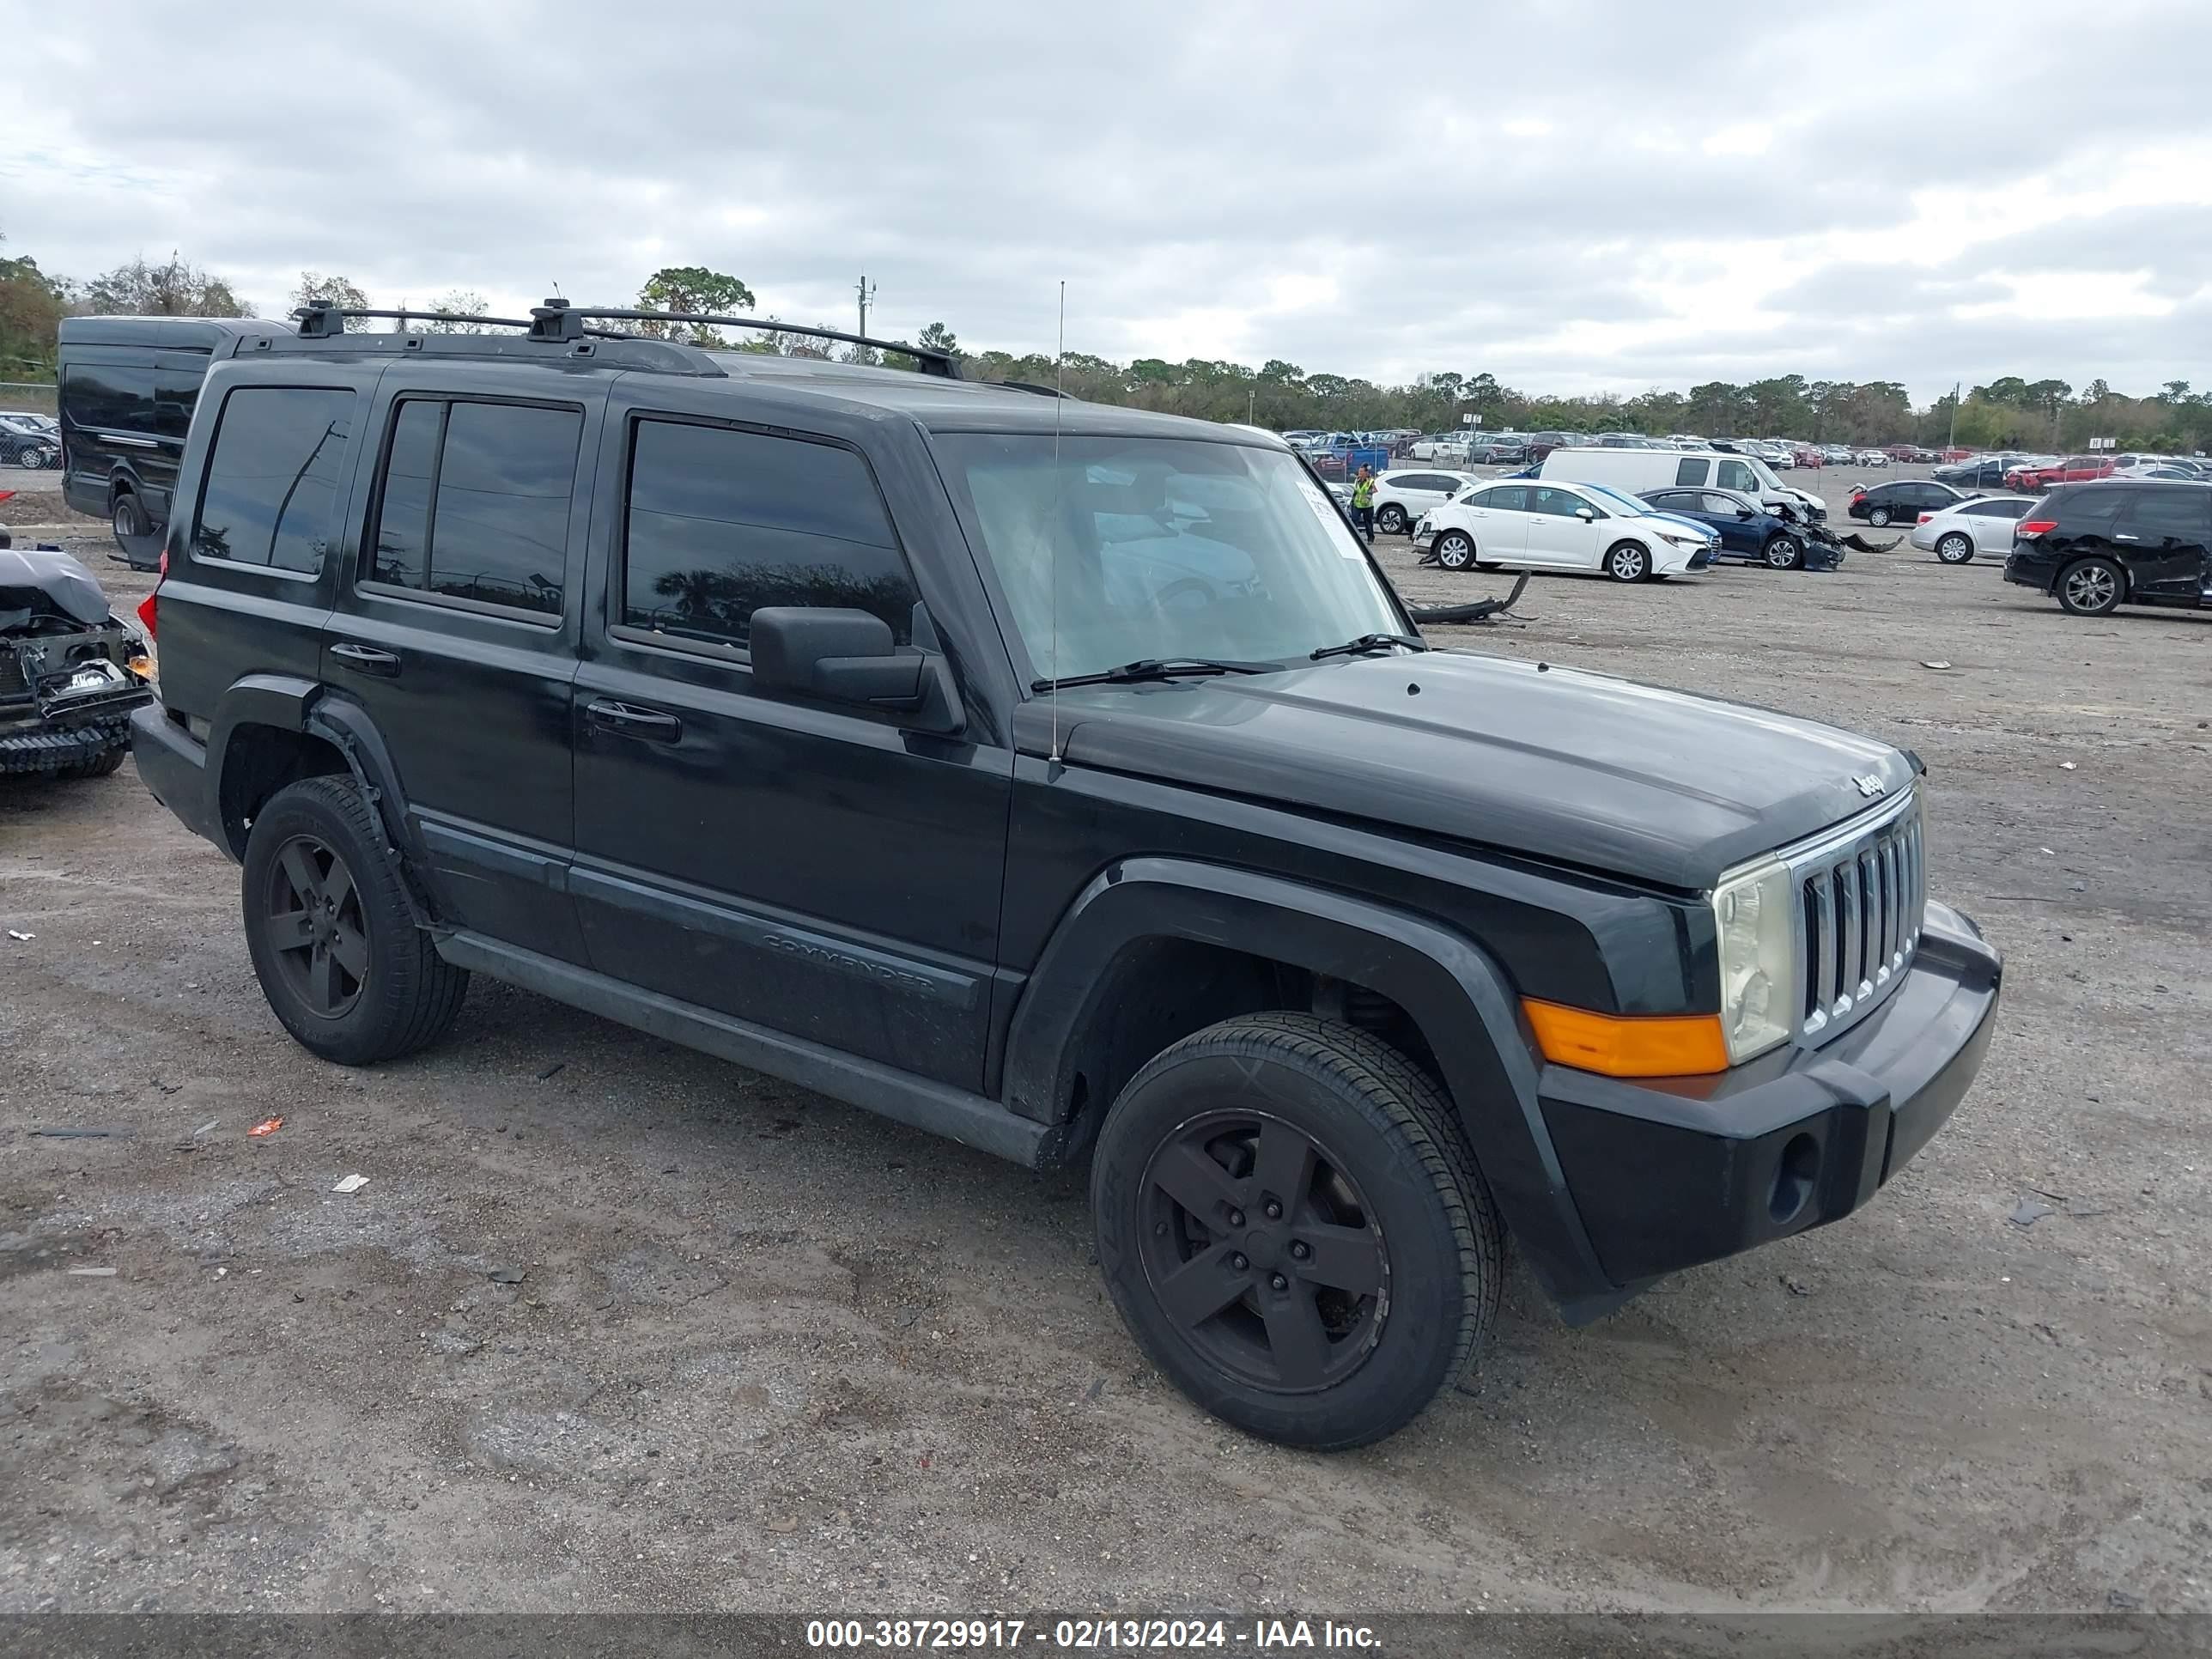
1538 447 1826 520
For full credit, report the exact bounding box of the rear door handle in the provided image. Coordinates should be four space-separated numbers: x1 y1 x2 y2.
330 642 400 677
585 699 683 742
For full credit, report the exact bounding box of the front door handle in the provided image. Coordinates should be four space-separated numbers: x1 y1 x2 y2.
585 699 683 742
330 641 400 677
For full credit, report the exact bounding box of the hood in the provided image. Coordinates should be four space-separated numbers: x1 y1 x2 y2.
0 547 116 633
1017 651 1912 890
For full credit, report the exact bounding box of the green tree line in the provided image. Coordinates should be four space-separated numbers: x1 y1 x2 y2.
5 234 2205 452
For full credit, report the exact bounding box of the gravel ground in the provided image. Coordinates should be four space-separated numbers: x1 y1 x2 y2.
3 465 2209 1617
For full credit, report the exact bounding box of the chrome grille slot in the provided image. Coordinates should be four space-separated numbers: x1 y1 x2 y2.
1789 790 1924 1043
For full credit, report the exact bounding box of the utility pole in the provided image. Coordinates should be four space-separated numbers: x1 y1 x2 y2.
1248 388 1256 425
855 274 876 340
1947 380 1960 452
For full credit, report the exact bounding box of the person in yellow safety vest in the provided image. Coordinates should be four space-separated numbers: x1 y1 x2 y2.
1350 465 1376 544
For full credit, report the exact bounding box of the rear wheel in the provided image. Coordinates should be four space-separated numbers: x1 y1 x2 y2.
1376 503 1408 535
1433 531 1476 571
111 492 143 546
1091 1012 1503 1450
1763 534 1803 569
1936 532 1975 565
1606 541 1651 582
241 775 469 1064
1867 506 1892 526
2056 556 2123 617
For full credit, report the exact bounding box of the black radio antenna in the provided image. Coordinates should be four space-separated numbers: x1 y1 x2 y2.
1048 281 1066 764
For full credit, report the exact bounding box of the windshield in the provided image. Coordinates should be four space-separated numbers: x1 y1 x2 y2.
933 434 1406 681
1580 483 1656 517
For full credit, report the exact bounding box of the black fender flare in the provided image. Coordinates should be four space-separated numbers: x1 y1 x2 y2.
1003 857 1614 1309
206 677 443 923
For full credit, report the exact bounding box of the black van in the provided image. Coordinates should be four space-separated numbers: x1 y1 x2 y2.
58 316 284 568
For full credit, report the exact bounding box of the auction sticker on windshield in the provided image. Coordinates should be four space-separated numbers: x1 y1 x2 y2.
1294 477 1366 558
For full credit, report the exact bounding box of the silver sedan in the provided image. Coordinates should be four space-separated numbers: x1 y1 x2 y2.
1908 494 2037 564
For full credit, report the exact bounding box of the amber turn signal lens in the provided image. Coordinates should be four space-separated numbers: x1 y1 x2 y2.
1522 999 1730 1079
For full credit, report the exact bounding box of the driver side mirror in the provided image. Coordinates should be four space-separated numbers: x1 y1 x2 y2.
749 607 963 732
1735 506 1755 519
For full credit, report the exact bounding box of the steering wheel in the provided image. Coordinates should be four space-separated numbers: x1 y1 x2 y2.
1146 577 1220 614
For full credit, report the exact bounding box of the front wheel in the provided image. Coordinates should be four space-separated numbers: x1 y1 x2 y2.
1376 503 1407 535
1091 1012 1504 1450
1867 506 1892 526
1936 532 1975 565
241 775 469 1065
1433 531 1476 571
1763 534 1803 569
1606 541 1651 582
2056 556 2123 617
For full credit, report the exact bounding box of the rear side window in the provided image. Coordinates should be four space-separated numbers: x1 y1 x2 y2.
367 398 580 617
620 419 915 651
63 365 159 433
191 386 356 574
1471 485 1529 511
2122 489 2212 540
1674 458 1710 486
2060 488 2126 526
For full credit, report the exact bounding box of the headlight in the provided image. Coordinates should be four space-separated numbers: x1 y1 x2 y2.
1711 856 1796 1064
1658 530 1707 548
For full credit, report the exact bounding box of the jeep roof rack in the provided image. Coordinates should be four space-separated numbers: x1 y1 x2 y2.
524 301 962 378
294 299 535 337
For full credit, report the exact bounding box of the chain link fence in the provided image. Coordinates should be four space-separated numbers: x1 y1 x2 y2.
0 381 58 416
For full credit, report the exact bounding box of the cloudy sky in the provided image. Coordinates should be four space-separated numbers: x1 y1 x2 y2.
6 0 2209 405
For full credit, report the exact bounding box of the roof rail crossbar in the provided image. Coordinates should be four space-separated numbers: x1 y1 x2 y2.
525 301 962 378
294 300 534 337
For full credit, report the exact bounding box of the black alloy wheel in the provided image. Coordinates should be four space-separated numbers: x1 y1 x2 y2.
1135 1109 1389 1395
1092 1013 1504 1449
262 834 369 1019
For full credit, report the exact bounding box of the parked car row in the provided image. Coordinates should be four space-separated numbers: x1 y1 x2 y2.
0 411 60 468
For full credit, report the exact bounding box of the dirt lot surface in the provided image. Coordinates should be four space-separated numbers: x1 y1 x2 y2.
4 471 2210 1617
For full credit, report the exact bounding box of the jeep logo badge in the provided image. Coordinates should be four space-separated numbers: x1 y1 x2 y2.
1854 774 1887 798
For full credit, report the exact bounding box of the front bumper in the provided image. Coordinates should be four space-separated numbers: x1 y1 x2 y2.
1537 899 2000 1291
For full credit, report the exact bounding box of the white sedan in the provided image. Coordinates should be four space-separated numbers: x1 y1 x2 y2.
1370 468 1476 535
1908 493 2036 564
1415 478 1718 581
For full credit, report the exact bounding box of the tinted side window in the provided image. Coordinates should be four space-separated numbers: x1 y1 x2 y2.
1704 492 1746 514
367 399 580 616
622 419 914 650
155 369 203 441
191 386 356 573
1715 459 1759 493
63 365 159 432
2060 488 2125 525
2122 489 2212 541
1529 486 1587 517
1675 458 1710 486
1471 485 1528 511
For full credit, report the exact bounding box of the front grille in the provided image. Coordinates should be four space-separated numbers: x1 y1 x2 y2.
1789 791 1924 1042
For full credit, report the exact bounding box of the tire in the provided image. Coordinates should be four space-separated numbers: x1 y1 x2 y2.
1433 531 1476 572
1091 1012 1504 1450
240 775 469 1065
1605 540 1650 582
1376 503 1407 535
2055 556 2124 617
111 492 144 547
1936 532 1975 565
1474 561 1502 572
58 748 128 781
1867 506 1892 527
1763 534 1803 570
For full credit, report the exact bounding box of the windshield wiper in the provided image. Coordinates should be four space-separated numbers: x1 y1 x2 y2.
1309 632 1426 661
1030 657 1277 693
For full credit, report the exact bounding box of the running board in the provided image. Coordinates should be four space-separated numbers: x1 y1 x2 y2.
434 931 1052 1169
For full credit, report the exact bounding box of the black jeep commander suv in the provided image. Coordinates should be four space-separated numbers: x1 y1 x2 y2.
132 299 2002 1449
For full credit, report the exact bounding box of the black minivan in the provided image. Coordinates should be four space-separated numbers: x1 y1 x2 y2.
58 316 283 568
2004 481 2212 616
